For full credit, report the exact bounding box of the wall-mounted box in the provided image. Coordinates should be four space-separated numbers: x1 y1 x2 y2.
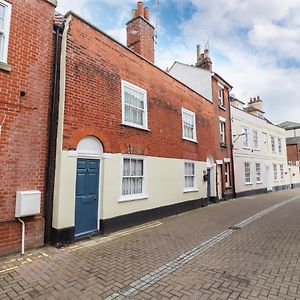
15 191 41 218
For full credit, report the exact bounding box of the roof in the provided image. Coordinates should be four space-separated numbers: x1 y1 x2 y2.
45 0 57 6
286 137 300 145
212 72 233 89
63 12 215 105
278 121 300 130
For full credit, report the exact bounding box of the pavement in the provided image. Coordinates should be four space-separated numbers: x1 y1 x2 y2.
0 189 300 300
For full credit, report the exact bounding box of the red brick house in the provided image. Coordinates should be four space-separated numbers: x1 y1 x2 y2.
50 2 234 245
0 0 56 255
169 49 234 201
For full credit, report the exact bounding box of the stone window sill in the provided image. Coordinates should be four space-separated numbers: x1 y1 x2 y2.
0 61 12 72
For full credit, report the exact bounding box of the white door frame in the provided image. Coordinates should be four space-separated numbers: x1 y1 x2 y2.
266 165 272 192
217 164 222 199
76 136 104 231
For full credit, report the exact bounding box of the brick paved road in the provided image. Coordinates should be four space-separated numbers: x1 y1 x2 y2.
0 189 300 299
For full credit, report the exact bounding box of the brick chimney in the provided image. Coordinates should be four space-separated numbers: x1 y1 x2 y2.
195 45 212 72
126 1 155 63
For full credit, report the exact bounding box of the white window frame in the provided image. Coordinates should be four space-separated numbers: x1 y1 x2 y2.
225 162 230 188
121 80 148 130
255 163 261 183
0 0 12 64
242 127 250 149
273 164 278 181
120 155 148 202
218 83 225 107
278 138 282 154
280 164 284 180
271 136 276 153
182 108 197 142
244 162 252 184
253 130 259 150
184 161 197 192
219 116 226 143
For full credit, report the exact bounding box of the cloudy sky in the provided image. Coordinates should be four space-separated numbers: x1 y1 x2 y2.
56 0 300 124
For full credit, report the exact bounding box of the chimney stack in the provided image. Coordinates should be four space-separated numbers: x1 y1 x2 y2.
126 1 155 63
195 46 212 72
246 95 265 118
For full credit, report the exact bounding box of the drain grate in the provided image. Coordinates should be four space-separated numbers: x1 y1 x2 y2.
228 226 241 231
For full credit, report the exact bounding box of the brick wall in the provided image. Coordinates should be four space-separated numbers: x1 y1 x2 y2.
0 0 55 256
62 14 233 195
287 144 299 163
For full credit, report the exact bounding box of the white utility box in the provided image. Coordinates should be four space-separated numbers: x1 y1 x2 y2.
15 190 41 218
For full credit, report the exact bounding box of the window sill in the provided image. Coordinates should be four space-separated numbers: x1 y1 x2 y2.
119 194 149 203
121 122 150 132
218 105 226 111
245 182 253 185
243 147 250 150
225 185 232 189
0 61 12 72
256 181 262 184
220 142 227 148
182 138 198 144
253 148 260 151
183 188 199 193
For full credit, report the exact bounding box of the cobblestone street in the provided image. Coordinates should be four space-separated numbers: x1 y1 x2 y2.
1 189 300 300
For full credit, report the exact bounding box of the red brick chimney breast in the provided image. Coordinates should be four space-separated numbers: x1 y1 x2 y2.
126 1 155 63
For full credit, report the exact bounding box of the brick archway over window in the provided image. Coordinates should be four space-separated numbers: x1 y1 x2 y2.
68 128 114 152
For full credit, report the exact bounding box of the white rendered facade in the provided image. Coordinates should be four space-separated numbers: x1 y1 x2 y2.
231 105 290 196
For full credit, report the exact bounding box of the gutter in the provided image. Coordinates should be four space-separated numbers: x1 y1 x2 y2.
44 21 65 244
228 92 236 198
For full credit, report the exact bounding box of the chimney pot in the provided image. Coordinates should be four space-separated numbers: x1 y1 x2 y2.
137 1 143 16
204 48 209 58
144 7 150 21
257 95 260 100
131 9 137 19
196 45 201 62
201 53 205 59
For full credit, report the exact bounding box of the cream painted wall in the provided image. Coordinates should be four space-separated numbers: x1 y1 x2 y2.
289 165 300 185
52 151 77 229
52 152 212 229
102 155 210 219
231 106 289 193
234 156 289 193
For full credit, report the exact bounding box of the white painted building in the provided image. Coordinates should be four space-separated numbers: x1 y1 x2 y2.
231 97 290 196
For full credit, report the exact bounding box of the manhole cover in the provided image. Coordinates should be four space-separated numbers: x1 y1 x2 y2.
228 226 241 230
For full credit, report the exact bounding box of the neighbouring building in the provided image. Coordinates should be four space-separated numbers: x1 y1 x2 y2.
168 47 234 201
50 2 234 246
230 96 292 197
278 121 300 189
0 0 56 255
278 121 300 164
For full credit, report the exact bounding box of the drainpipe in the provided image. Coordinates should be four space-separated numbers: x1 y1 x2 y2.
228 92 236 198
44 21 65 244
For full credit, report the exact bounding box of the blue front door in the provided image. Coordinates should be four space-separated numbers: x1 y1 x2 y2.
75 159 100 237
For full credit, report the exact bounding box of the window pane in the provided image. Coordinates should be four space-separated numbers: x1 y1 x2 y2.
123 159 130 176
0 5 5 31
123 84 145 127
183 111 195 140
122 178 129 195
